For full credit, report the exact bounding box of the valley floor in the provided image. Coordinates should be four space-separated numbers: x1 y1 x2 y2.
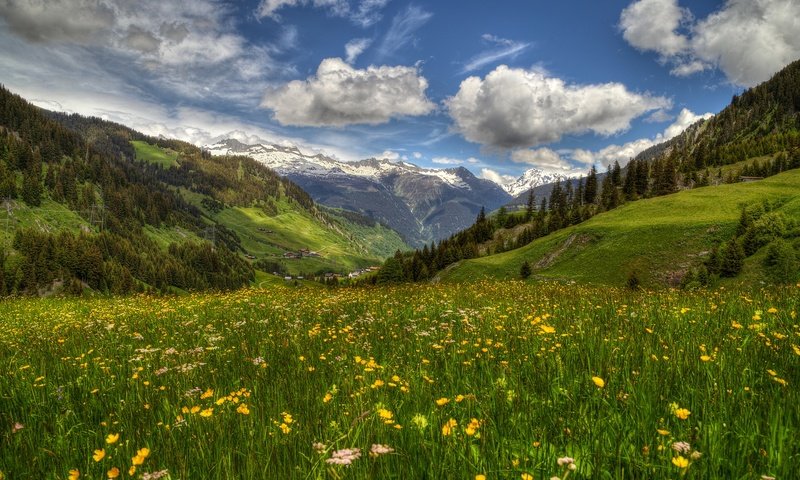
0 281 797 479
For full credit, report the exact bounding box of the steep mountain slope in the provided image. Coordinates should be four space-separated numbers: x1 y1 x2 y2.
411 59 800 287
205 139 511 246
0 87 405 295
440 168 800 286
633 58 800 173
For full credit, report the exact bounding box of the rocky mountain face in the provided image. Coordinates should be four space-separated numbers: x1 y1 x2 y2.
204 139 511 246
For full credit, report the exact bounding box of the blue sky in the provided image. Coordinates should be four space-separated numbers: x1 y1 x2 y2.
1 0 799 185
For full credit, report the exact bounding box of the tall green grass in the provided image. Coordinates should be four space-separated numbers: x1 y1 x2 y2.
0 282 797 479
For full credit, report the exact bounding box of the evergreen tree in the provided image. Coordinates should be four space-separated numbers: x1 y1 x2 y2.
584 166 598 204
764 239 798 284
520 260 532 279
720 239 745 277
525 190 535 221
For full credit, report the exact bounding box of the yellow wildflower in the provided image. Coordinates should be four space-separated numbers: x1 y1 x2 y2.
200 388 214 399
441 418 457 436
128 466 136 476
93 449 106 462
672 456 689 468
435 397 450 406
105 433 119 444
476 475 486 480
674 408 691 420
68 469 80 480
700 355 711 362
592 376 605 388
200 408 213 417
521 474 533 480
106 467 120 479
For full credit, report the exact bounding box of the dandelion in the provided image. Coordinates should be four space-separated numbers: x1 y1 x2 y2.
93 449 106 462
105 433 119 444
674 408 691 420
465 418 481 436
672 456 689 468
435 397 450 406
68 469 80 480
441 418 457 436
200 408 213 417
476 475 486 480
200 388 213 399
592 376 605 388
106 467 120 479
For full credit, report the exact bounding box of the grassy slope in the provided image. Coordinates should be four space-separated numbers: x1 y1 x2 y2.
442 168 800 286
129 134 410 276
131 140 179 168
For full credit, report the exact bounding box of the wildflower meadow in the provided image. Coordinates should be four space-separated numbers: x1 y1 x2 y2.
0 281 798 479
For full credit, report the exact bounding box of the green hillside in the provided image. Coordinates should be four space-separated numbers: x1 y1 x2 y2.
131 140 179 168
441 168 800 286
0 87 407 296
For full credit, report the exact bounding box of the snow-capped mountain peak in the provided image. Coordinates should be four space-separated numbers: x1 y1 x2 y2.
502 168 567 196
203 140 473 189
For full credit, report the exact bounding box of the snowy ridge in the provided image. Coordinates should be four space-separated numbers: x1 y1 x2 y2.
204 139 471 189
502 168 567 196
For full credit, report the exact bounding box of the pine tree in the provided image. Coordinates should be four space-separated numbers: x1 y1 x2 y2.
520 260 532 279
525 190 535 221
720 239 745 277
584 166 598 204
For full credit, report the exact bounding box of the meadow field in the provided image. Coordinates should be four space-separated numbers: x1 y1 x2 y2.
0 281 797 479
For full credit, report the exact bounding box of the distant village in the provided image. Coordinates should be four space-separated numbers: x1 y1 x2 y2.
264 246 379 282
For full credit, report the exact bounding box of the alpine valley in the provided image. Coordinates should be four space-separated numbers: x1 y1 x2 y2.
204 139 518 246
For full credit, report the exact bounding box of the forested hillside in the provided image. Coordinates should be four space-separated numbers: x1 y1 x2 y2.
0 87 404 296
375 59 800 286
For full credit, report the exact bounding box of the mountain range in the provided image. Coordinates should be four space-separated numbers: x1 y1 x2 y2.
204 139 569 245
204 139 510 246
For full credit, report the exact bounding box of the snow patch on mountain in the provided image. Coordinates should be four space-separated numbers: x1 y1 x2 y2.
498 168 567 196
204 139 471 189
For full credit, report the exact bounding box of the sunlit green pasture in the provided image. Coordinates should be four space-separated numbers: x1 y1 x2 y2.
0 282 797 479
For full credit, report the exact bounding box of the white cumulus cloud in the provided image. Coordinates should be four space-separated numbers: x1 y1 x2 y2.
261 57 435 127
574 108 714 167
619 0 690 58
446 65 670 149
620 0 800 87
479 168 516 186
344 37 371 64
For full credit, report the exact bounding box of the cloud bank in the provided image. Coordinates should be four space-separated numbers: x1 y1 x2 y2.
620 0 800 87
261 57 435 126
446 65 670 149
